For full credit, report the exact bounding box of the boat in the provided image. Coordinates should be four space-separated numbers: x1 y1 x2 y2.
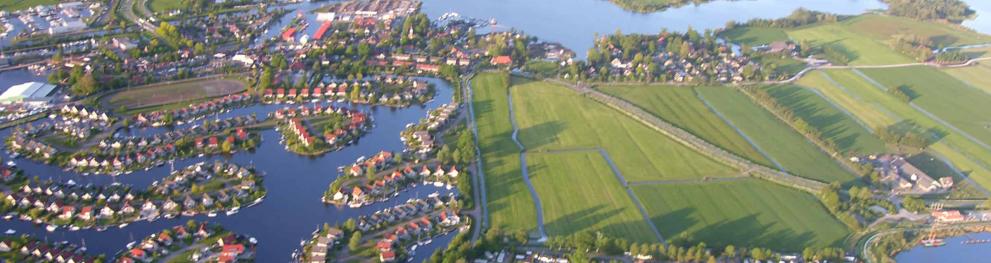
69 226 80 231
427 192 439 198
249 237 258 244
5 160 14 166
4 229 15 234
226 207 240 216
126 241 136 249
433 182 444 187
118 223 128 229
182 211 196 217
922 238 946 247
96 227 107 232
208 212 217 217
45 225 57 232
3 213 14 220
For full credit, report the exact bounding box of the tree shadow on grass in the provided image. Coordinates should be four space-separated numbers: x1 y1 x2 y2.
517 121 565 150
544 205 627 238
676 214 819 251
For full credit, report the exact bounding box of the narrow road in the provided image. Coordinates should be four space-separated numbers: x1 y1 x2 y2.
462 74 489 245
772 56 991 84
505 85 548 242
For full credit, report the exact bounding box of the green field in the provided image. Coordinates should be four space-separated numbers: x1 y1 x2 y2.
471 73 537 232
0 0 57 11
943 62 991 95
799 69 991 190
721 27 789 46
107 79 246 111
633 179 850 251
764 84 887 155
149 0 184 13
511 80 738 182
598 85 772 166
844 15 991 47
697 86 855 183
788 22 913 66
860 66 991 147
528 151 657 242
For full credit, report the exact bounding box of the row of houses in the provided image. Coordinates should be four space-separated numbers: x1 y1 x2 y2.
401 103 458 154
133 92 253 127
302 227 344 263
59 105 112 123
100 115 256 152
262 79 431 106
118 223 254 263
334 163 460 206
4 239 96 263
8 136 58 159
356 197 448 232
867 154 954 194
375 211 462 262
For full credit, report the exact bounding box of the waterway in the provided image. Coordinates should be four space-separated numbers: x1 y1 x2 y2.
0 72 460 262
895 232 991 262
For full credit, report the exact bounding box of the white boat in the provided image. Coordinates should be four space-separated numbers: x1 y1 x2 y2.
433 182 444 187
249 237 258 244
427 192 439 198
118 223 128 228
207 212 217 217
3 213 13 220
226 207 239 216
126 241 136 249
4 229 15 234
45 225 57 232
5 161 14 166
69 226 80 231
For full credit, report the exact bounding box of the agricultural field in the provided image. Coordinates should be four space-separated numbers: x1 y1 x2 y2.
528 151 658 242
720 26 789 46
860 66 991 147
632 179 850 251
696 86 855 183
471 73 538 232
800 69 991 190
107 79 246 110
510 80 738 182
943 61 991 95
598 85 772 166
0 0 58 11
844 15 991 47
763 84 887 155
787 21 913 65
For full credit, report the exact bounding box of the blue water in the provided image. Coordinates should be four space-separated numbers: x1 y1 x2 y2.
895 232 991 262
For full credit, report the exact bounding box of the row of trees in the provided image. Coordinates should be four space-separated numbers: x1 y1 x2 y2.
729 8 841 29
884 0 974 22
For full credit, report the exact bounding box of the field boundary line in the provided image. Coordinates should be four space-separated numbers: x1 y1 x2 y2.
628 175 750 186
506 82 548 242
802 83 877 134
694 88 787 171
817 70 903 122
540 77 827 194
595 148 666 244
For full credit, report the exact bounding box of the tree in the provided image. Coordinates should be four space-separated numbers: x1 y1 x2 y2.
723 245 736 258
348 231 363 250
71 72 99 96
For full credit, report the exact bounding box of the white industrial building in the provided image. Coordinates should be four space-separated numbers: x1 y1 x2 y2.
0 82 57 105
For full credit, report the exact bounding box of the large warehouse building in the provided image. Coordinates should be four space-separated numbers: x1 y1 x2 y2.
0 82 57 105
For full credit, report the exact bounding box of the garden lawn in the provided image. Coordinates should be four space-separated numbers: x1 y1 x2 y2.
108 79 246 110
860 66 991 147
803 69 991 190
633 179 850 251
471 73 537 232
764 84 887 154
528 151 658 242
599 85 771 166
510 80 737 182
149 0 183 12
696 86 855 183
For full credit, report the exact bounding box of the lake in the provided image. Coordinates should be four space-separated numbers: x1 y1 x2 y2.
895 232 991 262
420 0 888 58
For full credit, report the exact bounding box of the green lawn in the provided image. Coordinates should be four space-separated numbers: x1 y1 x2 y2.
845 15 991 47
696 86 855 183
800 69 991 190
528 151 658 242
471 73 537 232
598 85 771 166
149 0 184 13
633 179 850 251
0 0 57 11
721 27 789 46
764 84 887 155
510 80 738 182
860 66 991 147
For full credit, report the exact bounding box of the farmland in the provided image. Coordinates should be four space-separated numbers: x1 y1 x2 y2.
598 85 772 166
471 73 538 232
149 0 184 13
799 69 991 190
696 86 855 183
860 66 991 147
528 151 658 242
787 21 913 65
763 84 887 155
106 78 246 111
510 80 738 182
943 62 991 96
0 0 58 11
632 179 850 251
720 26 788 46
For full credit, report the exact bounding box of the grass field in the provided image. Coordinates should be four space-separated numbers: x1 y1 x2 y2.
764 84 887 155
633 179 850 251
528 151 658 242
149 0 184 13
720 27 789 46
844 15 991 47
0 0 57 11
943 62 991 95
787 22 913 66
510 80 738 182
108 79 246 110
598 85 772 166
860 66 991 147
471 73 537 232
696 86 856 183
800 69 991 190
